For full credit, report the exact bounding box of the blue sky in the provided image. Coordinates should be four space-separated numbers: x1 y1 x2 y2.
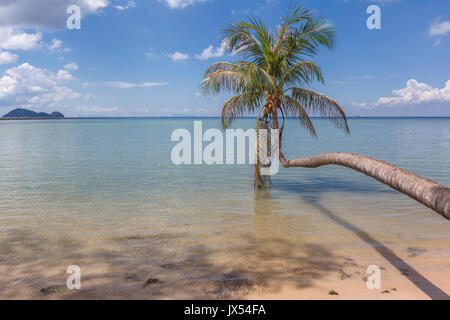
0 0 449 117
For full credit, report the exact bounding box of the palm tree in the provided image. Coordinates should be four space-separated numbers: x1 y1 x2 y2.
202 3 349 186
202 3 450 219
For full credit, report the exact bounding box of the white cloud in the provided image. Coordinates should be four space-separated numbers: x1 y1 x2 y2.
160 0 208 9
195 39 228 60
0 26 42 51
75 106 119 113
103 81 168 88
0 63 80 110
354 79 450 108
145 49 159 60
55 69 75 81
0 0 109 30
429 20 450 36
114 1 136 11
353 74 374 80
140 82 169 87
0 50 18 64
168 51 189 62
45 38 72 53
135 106 213 116
429 19 450 47
48 38 62 51
64 62 79 71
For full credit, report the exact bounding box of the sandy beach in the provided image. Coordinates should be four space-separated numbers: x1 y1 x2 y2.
1 237 449 300
1 189 449 300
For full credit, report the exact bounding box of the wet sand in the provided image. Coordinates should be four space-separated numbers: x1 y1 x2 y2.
1 217 449 300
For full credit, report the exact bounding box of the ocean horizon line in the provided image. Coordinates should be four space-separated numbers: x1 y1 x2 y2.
1 116 450 121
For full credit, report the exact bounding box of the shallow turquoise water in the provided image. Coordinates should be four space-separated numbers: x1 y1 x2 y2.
0 118 449 298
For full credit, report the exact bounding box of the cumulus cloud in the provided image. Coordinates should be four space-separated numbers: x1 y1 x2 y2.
114 1 136 11
0 26 42 51
0 28 71 60
0 1 107 59
64 62 79 71
0 63 80 110
354 79 450 108
429 20 450 37
0 0 109 30
0 26 60 62
195 39 227 60
55 69 75 81
145 48 160 60
168 51 189 62
48 38 63 51
160 0 208 9
103 81 168 88
0 50 18 64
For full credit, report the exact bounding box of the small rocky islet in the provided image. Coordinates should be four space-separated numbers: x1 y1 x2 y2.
2 108 64 119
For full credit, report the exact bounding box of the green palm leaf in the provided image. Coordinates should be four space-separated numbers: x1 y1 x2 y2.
291 88 350 133
201 2 350 186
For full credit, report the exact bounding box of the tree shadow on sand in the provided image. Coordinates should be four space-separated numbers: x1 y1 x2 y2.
2 176 447 299
0 225 348 299
274 176 449 299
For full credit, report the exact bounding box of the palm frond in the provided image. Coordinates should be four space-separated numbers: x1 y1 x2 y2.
283 2 314 26
222 93 263 128
201 1 345 145
203 62 236 75
281 60 324 87
296 18 335 50
281 95 317 138
291 88 350 133
242 61 275 92
201 69 246 96
274 3 313 56
223 22 266 66
202 61 274 98
242 18 275 60
281 17 335 66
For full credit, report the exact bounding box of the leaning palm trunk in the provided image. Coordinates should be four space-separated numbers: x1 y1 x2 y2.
280 152 450 220
254 112 273 188
201 5 450 219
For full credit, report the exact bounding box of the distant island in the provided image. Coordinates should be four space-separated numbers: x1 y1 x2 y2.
2 108 64 119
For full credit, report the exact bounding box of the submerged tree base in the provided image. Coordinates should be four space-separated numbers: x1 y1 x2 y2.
278 152 450 220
